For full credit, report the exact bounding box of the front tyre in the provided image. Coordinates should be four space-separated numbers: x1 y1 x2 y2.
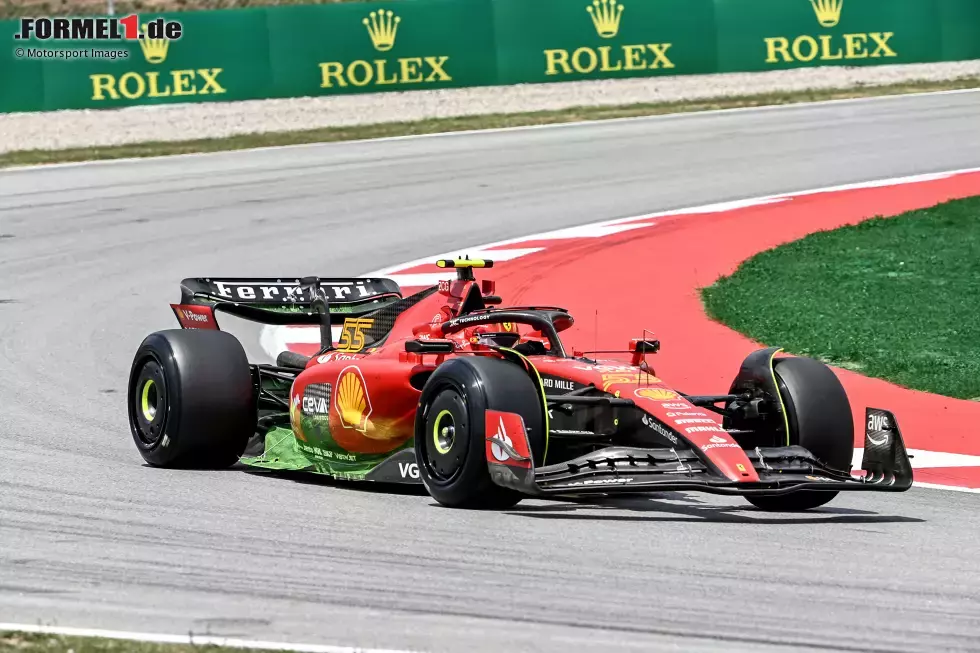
128 329 256 468
746 356 854 512
415 356 545 509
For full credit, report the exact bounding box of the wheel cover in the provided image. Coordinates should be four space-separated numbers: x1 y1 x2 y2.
422 389 469 484
132 360 168 446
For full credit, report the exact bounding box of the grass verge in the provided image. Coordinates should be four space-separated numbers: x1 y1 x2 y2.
0 631 258 653
701 195 980 401
4 77 978 168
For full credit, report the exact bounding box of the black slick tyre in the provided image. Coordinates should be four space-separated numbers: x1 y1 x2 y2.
747 356 854 512
128 329 256 468
414 356 545 509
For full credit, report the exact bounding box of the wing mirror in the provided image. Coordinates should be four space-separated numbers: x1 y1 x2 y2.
630 338 660 367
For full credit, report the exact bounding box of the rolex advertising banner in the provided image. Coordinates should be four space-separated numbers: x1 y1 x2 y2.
714 0 939 72
492 0 716 84
1 0 978 113
265 0 496 97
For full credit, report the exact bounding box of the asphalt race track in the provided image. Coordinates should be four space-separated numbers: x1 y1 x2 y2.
3 90 980 653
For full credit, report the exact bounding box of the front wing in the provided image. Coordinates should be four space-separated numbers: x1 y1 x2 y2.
485 407 913 497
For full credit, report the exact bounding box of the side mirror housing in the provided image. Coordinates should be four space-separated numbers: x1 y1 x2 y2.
630 338 660 366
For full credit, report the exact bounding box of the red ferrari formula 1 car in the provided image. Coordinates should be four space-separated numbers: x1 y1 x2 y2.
128 258 912 510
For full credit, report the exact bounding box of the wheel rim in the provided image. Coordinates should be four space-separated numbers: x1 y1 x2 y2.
422 388 469 484
132 359 168 446
141 379 158 421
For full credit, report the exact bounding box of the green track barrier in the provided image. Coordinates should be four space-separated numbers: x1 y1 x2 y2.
1 0 977 113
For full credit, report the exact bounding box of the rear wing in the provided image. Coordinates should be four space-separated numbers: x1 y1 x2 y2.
172 276 403 328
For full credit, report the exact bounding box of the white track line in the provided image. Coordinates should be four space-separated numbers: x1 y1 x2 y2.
362 165 980 278
263 167 980 494
910 483 980 494
5 88 979 172
851 449 980 470
0 624 420 653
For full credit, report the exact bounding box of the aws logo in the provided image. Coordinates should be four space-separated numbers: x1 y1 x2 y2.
764 0 897 64
544 0 674 78
319 9 451 90
89 23 226 102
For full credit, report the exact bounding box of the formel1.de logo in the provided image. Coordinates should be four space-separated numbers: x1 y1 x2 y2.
15 15 182 42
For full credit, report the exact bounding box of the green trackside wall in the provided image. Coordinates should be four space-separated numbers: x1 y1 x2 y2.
2 0 979 113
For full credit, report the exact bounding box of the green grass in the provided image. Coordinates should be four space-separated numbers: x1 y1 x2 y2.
4 77 979 168
0 631 262 653
702 196 980 401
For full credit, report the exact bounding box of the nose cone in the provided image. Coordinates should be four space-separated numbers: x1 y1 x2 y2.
631 389 760 482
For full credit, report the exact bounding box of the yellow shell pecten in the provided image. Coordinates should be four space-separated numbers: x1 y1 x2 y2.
338 370 367 430
290 394 306 441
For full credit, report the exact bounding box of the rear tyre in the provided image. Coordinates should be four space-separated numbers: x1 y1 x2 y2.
746 356 854 512
415 356 545 509
128 329 256 468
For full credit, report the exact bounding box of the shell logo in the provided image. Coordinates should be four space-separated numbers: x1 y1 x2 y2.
290 394 306 441
335 366 373 433
634 388 680 401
